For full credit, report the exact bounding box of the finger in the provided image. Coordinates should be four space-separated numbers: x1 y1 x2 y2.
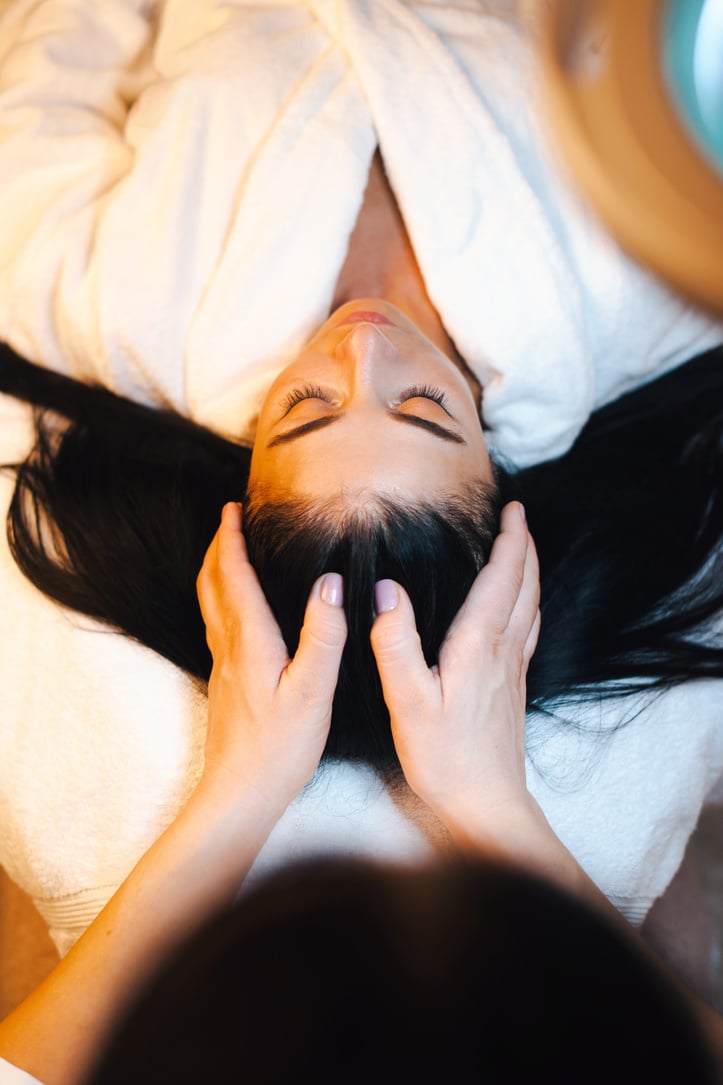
215 501 250 566
507 528 541 645
471 501 529 630
523 608 542 666
198 503 288 666
370 580 438 717
283 573 348 706
196 522 221 616
214 504 277 630
196 503 243 605
443 501 529 647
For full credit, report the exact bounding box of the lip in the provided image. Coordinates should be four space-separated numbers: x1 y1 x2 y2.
336 311 395 327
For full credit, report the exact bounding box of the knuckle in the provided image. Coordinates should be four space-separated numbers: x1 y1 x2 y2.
445 621 491 664
372 633 412 669
301 611 347 652
370 616 416 660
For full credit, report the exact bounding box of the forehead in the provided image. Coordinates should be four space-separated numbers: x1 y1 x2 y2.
251 417 490 500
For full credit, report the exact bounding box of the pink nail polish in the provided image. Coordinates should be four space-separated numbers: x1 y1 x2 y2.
320 572 344 607
374 579 399 613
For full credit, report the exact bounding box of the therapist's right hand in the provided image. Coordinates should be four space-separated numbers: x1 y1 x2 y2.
196 502 348 811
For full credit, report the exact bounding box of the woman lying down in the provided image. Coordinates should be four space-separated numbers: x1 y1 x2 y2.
0 1 722 1080
0 294 721 1081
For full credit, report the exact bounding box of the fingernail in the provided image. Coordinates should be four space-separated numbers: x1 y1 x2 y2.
320 572 344 607
374 579 399 613
518 502 526 524
222 501 242 521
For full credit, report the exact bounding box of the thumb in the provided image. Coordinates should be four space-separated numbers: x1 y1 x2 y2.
285 573 348 705
370 580 437 717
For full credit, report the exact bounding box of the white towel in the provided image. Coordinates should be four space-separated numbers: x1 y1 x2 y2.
0 0 722 958
1 392 722 958
0 0 720 466
0 1058 42 1085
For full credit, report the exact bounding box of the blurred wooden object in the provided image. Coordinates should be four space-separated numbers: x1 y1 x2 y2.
538 0 723 318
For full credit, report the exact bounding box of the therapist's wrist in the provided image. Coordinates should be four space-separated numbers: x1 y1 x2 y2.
188 766 294 841
439 790 587 898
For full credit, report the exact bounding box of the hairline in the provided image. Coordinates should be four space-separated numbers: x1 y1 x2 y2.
244 475 502 567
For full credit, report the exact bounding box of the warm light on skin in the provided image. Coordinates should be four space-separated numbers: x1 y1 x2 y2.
250 299 493 502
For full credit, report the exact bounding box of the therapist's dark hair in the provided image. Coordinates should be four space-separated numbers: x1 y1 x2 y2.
81 854 718 1084
1 341 722 774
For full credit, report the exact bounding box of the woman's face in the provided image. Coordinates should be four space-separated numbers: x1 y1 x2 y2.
250 300 492 501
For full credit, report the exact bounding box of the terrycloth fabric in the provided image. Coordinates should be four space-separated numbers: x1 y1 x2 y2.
1 392 722 958
0 0 720 468
0 0 722 959
0 1058 41 1085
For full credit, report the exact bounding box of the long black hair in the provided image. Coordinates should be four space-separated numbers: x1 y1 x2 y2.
1 340 721 774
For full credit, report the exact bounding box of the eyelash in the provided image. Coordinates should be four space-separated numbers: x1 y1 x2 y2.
282 383 448 411
399 384 448 409
282 384 332 411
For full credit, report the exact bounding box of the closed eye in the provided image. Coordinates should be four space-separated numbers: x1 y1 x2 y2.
397 384 450 414
281 384 335 416
268 377 465 447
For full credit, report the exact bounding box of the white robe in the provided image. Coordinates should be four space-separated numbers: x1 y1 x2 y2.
0 0 720 465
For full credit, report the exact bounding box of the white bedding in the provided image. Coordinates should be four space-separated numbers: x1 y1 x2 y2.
0 0 721 959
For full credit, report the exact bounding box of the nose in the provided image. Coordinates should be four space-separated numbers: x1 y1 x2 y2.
333 324 400 399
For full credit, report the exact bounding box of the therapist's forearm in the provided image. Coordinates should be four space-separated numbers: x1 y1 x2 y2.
0 779 282 1085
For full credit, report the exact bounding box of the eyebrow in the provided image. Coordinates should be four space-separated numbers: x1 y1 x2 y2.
267 412 466 448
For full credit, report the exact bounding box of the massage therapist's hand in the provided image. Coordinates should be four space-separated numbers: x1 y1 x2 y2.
197 502 347 811
370 501 541 845
0 507 346 1085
